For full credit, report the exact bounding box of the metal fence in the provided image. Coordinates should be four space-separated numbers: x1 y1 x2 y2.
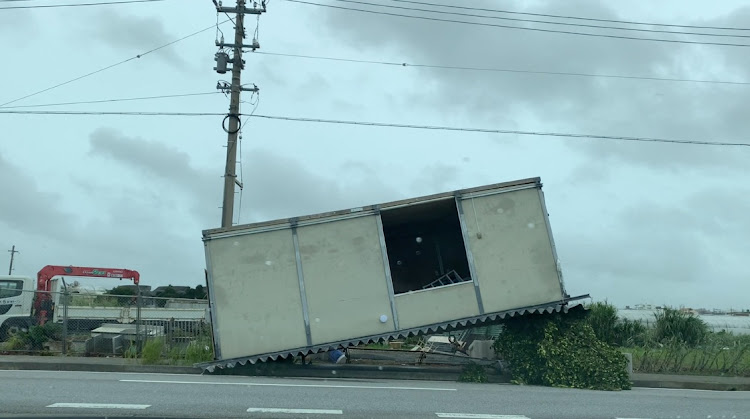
0 288 212 363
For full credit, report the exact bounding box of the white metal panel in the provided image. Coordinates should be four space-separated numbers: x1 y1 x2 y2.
394 282 479 329
460 187 564 312
297 215 395 344
203 179 540 240
206 228 308 359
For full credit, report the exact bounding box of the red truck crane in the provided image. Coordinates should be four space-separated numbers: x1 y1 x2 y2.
34 265 140 324
1 265 141 338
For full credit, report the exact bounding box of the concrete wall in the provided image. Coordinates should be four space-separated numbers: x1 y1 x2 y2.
394 282 479 329
461 188 564 312
297 216 395 344
206 228 307 359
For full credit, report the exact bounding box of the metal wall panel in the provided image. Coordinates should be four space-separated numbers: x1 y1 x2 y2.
460 187 564 312
206 228 308 359
296 215 395 344
394 282 479 329
201 178 573 368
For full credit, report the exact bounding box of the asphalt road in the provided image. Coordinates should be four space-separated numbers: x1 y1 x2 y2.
0 370 748 419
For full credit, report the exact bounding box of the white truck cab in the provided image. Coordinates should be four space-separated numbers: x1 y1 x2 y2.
0 276 35 340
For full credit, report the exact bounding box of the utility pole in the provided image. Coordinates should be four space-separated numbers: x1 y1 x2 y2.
213 0 265 228
7 245 18 275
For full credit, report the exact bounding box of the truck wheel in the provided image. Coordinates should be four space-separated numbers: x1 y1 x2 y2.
0 320 30 341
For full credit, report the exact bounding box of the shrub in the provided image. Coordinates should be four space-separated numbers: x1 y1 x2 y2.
184 338 214 364
107 286 136 296
458 361 488 383
5 334 28 351
24 325 51 350
494 310 631 391
587 302 619 345
167 347 183 364
102 286 138 306
616 318 649 347
653 307 709 347
141 339 165 365
587 302 648 347
123 344 138 359
633 331 750 376
41 323 63 341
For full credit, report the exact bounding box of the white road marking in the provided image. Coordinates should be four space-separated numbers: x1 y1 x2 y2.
0 369 197 378
120 379 456 391
436 414 529 419
247 408 343 414
47 403 150 409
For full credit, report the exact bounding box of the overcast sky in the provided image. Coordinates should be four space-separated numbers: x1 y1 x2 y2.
1 0 748 310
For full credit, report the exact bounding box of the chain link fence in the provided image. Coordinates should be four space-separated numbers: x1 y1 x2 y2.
0 287 213 364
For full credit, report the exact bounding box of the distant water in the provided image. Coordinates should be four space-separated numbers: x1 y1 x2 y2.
619 309 750 335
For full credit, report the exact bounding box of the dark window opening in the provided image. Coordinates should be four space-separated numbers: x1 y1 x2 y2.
381 199 471 294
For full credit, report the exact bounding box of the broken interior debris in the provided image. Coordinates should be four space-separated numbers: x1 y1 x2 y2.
381 198 471 294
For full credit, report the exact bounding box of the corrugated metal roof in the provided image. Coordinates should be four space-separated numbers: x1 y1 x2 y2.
196 295 589 372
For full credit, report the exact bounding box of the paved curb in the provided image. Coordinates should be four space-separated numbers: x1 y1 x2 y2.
0 360 199 375
631 377 750 391
2 358 748 391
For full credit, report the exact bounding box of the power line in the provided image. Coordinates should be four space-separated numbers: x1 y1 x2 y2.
9 50 745 121
281 0 750 48
2 109 747 148
254 51 750 86
246 114 750 147
247 114 750 148
1 92 221 109
0 110 223 116
330 0 750 39
0 0 164 9
385 0 750 32
0 19 230 107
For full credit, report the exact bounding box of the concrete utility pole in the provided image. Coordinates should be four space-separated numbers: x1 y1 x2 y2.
214 0 265 228
7 245 18 275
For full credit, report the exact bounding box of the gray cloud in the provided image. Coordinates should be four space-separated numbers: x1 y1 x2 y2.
559 186 750 307
89 128 206 186
87 10 186 67
86 129 406 224
0 10 35 37
88 127 219 223
0 152 76 239
409 162 459 194
0 146 205 284
320 0 750 171
238 149 402 222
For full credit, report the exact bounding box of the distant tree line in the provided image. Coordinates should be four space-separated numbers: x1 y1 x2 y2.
106 285 208 299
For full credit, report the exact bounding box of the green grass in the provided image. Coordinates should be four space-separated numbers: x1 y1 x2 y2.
118 335 213 365
140 338 165 365
586 301 649 346
1 337 26 351
458 361 489 383
183 338 214 364
364 343 391 350
123 344 138 359
69 294 134 307
581 302 750 377
152 337 215 366
624 343 750 376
